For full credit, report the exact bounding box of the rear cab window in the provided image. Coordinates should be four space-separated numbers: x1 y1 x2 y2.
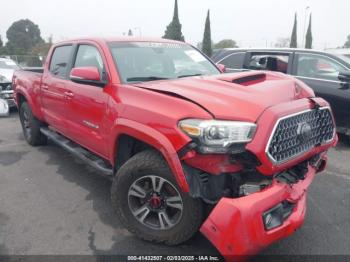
49 45 73 78
244 52 291 74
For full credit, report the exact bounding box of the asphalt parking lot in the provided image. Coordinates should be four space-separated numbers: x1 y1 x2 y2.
0 111 350 259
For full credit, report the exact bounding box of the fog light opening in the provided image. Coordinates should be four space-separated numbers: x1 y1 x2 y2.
263 201 295 231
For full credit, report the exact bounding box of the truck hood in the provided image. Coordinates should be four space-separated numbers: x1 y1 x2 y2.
132 71 312 122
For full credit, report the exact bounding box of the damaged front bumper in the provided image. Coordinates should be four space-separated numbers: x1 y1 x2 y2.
200 162 319 260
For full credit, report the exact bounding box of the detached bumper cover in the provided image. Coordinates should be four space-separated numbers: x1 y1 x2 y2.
200 164 318 260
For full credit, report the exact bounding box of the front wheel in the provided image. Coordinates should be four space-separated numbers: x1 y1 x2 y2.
111 150 203 245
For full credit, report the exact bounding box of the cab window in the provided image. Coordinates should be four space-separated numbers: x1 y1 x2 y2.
49 45 73 78
296 53 347 81
220 52 245 69
245 53 290 73
73 45 104 75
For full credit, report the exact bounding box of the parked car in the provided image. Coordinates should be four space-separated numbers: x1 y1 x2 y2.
212 48 350 143
0 57 20 108
0 98 9 117
326 48 350 59
13 38 337 259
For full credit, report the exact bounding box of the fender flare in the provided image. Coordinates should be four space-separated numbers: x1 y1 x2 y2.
110 118 189 192
15 86 44 120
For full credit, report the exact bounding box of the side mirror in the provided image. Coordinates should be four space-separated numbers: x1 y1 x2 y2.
338 70 350 83
70 67 106 87
216 63 226 73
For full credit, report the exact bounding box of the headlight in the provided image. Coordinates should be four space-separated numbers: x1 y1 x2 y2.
179 119 257 154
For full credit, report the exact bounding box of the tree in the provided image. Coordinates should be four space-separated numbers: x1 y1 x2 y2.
163 0 185 41
275 37 290 48
214 39 238 49
31 35 53 57
305 14 312 49
290 13 297 48
202 10 212 57
128 29 133 36
6 19 44 55
0 35 6 55
344 35 350 48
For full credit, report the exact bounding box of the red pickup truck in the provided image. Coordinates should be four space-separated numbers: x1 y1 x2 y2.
13 37 337 259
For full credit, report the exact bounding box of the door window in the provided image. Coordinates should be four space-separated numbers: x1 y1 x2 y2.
296 53 347 81
49 45 73 78
74 45 104 76
245 53 289 73
220 52 245 69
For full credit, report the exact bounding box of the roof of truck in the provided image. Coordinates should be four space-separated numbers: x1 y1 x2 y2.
56 37 186 45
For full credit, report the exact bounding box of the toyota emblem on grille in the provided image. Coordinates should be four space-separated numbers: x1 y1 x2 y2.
297 122 312 142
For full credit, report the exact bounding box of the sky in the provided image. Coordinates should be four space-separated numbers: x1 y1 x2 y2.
0 0 348 50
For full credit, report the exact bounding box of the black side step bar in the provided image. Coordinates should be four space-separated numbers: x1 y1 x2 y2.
40 127 113 178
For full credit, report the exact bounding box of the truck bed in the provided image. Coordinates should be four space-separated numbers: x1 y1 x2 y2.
22 67 44 74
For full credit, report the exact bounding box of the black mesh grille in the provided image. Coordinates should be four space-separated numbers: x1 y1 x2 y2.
267 108 334 163
0 83 12 91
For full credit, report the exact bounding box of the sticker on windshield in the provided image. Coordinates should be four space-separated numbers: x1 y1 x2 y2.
185 50 206 62
133 42 183 48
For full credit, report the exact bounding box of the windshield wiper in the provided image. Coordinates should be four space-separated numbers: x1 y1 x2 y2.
177 73 203 78
127 76 170 82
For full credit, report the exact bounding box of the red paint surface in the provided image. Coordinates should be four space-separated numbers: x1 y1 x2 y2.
13 37 338 258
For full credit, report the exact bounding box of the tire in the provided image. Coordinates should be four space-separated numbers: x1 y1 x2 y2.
19 102 47 146
111 150 203 245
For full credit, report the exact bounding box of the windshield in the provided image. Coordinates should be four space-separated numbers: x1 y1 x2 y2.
109 42 220 83
0 60 19 70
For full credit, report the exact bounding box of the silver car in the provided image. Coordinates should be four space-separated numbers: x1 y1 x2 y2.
0 57 19 108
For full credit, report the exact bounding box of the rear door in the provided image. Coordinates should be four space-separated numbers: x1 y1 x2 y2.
292 52 350 129
64 43 110 157
41 44 73 133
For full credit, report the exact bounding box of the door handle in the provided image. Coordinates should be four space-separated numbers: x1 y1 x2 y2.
42 85 49 90
64 91 74 99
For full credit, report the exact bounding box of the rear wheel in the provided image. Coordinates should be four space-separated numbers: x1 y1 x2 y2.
111 150 203 245
19 102 47 146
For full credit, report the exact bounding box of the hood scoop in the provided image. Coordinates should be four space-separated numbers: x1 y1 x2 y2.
218 72 267 86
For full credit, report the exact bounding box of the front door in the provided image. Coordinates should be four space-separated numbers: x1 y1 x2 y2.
64 44 110 158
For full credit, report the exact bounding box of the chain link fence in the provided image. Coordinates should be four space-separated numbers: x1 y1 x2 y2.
0 55 45 67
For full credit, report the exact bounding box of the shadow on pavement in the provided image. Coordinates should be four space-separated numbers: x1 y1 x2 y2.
37 142 219 256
